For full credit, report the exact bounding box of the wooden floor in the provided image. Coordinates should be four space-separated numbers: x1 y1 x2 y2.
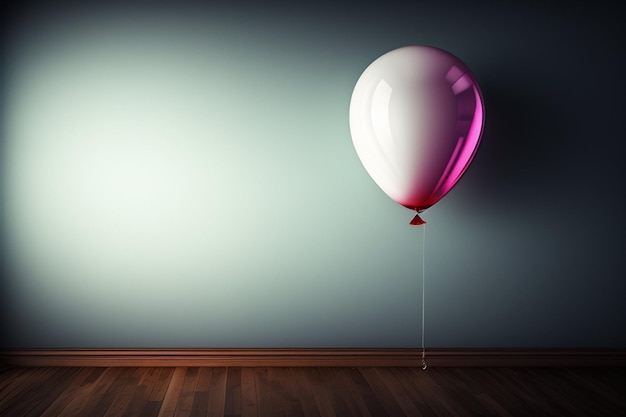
1 366 625 417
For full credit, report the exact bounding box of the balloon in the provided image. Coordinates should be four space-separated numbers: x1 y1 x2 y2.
349 46 484 225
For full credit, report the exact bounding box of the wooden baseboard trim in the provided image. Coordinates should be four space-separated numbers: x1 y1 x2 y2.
2 348 625 367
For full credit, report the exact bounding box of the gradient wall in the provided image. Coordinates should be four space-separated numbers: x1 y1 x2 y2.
1 1 624 348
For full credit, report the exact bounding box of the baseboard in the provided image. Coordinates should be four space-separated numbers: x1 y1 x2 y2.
2 348 625 367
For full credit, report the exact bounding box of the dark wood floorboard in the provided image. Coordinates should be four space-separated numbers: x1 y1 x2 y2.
0 367 624 417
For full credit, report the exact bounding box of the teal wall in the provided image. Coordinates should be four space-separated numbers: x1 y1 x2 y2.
2 1 624 348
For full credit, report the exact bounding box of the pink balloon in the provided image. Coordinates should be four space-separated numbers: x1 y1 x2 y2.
349 46 484 225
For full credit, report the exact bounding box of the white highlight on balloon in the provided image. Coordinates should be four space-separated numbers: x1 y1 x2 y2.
371 79 394 157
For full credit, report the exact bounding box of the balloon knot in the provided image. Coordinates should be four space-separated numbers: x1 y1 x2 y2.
410 213 426 226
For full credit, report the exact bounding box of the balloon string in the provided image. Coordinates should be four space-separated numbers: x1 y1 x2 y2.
421 223 427 370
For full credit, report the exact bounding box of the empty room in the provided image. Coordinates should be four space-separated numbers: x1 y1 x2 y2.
1 0 625 416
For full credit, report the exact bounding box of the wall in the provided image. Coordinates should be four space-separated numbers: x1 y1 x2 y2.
1 0 624 348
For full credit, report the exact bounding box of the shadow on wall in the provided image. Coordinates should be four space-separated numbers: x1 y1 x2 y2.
470 79 568 201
